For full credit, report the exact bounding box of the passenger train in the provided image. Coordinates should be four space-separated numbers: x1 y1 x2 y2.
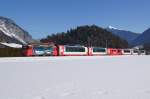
22 44 146 56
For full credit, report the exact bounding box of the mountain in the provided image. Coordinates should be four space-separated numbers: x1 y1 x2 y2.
106 26 140 45
41 25 128 48
0 16 34 45
132 28 150 46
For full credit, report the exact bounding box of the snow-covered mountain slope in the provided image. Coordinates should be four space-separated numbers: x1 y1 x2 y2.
0 56 150 99
106 26 140 45
0 42 22 48
0 30 22 44
0 16 34 44
108 26 118 30
132 28 150 46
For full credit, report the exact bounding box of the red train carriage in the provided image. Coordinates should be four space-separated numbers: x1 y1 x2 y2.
107 48 122 55
22 43 58 56
58 45 88 56
88 47 107 56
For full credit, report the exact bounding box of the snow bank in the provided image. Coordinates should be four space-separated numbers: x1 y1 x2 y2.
0 42 22 48
0 56 150 99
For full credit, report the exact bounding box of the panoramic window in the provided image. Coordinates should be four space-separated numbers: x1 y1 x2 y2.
65 46 85 52
93 47 106 52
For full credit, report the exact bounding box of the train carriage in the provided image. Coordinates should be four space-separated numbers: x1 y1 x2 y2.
58 45 88 56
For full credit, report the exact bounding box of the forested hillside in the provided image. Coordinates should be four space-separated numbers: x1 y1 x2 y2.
41 25 128 48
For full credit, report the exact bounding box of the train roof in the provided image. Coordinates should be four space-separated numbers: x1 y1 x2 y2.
26 42 55 47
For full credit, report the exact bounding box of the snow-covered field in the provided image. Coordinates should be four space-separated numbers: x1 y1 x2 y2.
0 56 150 99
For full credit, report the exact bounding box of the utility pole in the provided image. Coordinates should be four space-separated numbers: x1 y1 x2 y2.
106 40 108 48
88 37 90 47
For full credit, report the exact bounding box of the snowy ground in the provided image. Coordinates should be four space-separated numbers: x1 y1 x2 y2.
0 56 150 99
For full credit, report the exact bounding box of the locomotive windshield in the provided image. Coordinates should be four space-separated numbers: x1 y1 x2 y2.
65 46 85 52
93 47 106 52
33 46 45 55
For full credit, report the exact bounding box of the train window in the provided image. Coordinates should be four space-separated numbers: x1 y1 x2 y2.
34 47 45 51
33 47 45 55
140 51 145 53
65 46 85 52
93 47 106 52
133 50 138 53
45 47 53 52
124 50 131 53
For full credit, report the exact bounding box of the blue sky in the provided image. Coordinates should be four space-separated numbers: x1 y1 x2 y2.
0 0 150 38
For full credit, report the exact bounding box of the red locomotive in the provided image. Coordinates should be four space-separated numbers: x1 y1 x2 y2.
22 43 57 56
